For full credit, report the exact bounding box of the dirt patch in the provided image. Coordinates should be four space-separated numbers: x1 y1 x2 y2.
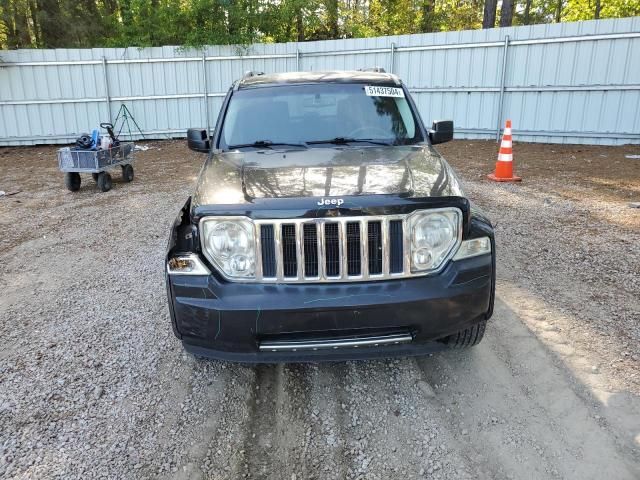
439 140 640 206
0 139 638 479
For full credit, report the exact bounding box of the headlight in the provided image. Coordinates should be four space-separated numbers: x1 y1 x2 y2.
200 217 256 279
409 209 461 272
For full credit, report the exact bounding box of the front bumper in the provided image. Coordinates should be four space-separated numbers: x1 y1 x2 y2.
166 252 493 362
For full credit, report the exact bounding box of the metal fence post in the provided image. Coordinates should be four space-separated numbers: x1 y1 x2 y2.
101 57 112 123
202 51 211 135
495 35 510 141
389 42 396 74
296 47 300 71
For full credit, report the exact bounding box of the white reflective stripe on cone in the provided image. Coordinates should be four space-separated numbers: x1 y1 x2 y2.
498 153 513 162
504 128 512 135
501 140 512 148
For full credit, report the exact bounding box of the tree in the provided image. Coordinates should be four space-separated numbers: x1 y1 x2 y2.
420 0 436 32
37 0 66 47
483 0 497 28
523 0 532 24
1 0 640 50
326 0 338 37
500 0 514 27
555 0 564 22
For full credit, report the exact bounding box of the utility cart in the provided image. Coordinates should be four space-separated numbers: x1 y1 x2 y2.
58 123 135 192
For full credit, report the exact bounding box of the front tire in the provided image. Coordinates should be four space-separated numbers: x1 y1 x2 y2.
64 172 81 191
97 172 112 192
441 320 486 348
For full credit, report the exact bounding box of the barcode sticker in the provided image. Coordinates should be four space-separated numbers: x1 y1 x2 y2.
364 85 404 97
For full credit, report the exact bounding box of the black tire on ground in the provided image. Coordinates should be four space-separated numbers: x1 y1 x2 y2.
64 172 81 191
441 320 486 348
92 173 99 182
121 164 134 183
97 172 112 192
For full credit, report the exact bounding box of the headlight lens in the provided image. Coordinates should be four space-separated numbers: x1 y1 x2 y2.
201 218 256 279
409 209 461 272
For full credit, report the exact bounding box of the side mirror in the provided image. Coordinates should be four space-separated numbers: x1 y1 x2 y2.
429 120 454 145
187 128 211 153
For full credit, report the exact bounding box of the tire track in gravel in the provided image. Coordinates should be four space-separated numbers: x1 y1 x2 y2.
279 363 314 478
233 363 312 479
414 299 640 480
240 364 282 478
188 364 255 480
336 359 477 480
155 359 231 479
302 363 350 480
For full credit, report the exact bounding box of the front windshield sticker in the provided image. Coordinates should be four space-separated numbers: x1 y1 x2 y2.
364 85 405 98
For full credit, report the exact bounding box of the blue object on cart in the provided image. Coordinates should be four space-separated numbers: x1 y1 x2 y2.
91 129 100 150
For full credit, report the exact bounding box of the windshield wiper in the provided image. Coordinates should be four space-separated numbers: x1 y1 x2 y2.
227 140 307 150
306 137 393 146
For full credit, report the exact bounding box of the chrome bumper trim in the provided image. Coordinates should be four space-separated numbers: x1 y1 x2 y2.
259 333 413 352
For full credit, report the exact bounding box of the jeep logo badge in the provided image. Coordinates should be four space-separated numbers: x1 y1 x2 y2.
317 198 344 207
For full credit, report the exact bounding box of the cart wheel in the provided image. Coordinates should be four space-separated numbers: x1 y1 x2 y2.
122 164 134 183
64 172 81 192
97 172 112 192
92 173 99 182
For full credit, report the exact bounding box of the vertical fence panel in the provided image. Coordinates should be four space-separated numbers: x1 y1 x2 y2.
1 17 639 146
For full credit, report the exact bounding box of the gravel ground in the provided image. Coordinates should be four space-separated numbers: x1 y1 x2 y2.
0 140 639 479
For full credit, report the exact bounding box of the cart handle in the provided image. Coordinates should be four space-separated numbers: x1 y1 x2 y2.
100 123 118 142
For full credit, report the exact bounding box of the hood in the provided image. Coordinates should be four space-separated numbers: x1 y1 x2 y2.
192 145 465 208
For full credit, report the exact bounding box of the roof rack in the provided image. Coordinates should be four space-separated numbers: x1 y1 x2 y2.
357 67 386 73
242 70 264 79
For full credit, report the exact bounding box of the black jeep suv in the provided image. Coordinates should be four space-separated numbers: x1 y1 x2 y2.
165 70 495 362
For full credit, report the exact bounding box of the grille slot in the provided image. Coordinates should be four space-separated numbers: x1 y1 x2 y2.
367 221 383 275
324 223 341 277
389 220 404 274
346 222 361 276
281 224 297 277
303 224 319 277
260 225 276 278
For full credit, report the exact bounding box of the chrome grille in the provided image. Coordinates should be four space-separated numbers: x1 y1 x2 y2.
254 215 418 283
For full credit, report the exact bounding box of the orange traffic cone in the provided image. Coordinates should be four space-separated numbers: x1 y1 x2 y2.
488 120 521 182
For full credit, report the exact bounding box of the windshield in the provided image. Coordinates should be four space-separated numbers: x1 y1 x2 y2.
219 83 423 150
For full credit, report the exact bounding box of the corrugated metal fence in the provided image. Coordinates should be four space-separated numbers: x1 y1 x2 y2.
1 17 639 146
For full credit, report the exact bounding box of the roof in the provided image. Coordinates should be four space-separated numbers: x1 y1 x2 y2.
237 70 402 89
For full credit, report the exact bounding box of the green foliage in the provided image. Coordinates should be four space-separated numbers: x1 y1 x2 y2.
0 0 638 49
430 0 483 32
563 0 640 21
